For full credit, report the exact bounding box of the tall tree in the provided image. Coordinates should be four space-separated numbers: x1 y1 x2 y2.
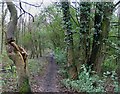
5 0 31 93
1 2 7 54
61 0 78 80
78 2 91 69
117 6 120 86
87 2 114 73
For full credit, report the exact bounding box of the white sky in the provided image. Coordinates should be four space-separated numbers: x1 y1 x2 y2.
18 0 119 15
19 0 120 15
0 0 53 22
0 0 119 21
20 0 120 17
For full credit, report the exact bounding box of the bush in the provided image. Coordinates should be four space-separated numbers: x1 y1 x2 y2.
102 55 117 72
62 64 119 93
54 47 68 78
54 47 67 64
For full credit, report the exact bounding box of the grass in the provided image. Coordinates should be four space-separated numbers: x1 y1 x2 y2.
28 57 48 76
1 51 18 92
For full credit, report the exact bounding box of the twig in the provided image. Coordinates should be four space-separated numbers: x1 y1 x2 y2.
19 1 34 22
70 14 79 27
20 0 43 7
114 0 120 8
109 36 120 38
17 12 25 19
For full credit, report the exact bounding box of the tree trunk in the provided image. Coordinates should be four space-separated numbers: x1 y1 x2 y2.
1 2 6 54
78 2 91 71
5 1 31 93
38 35 42 57
117 7 120 86
61 1 78 80
87 2 113 73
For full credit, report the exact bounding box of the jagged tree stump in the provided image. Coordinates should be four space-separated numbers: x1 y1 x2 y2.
5 0 31 93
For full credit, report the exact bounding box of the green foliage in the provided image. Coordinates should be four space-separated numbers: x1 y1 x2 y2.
54 47 68 78
102 55 117 72
1 1 120 92
21 32 32 47
43 6 65 49
54 47 67 64
62 64 119 93
1 52 17 91
28 58 47 76
1 51 16 74
19 77 31 93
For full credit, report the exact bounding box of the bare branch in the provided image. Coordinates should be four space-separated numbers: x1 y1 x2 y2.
20 0 43 7
114 0 120 8
19 1 34 22
14 4 21 10
17 12 25 19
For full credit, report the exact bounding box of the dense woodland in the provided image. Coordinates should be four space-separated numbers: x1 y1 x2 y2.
0 0 120 93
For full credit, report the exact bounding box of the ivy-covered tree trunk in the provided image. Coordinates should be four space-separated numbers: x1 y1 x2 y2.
117 7 120 86
5 1 31 93
78 2 91 70
61 1 78 80
87 3 113 73
87 3 103 71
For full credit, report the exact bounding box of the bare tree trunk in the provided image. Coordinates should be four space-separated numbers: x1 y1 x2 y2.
16 8 22 44
1 2 5 54
5 1 31 93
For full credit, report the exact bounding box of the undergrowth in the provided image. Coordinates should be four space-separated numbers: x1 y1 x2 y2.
54 47 67 65
28 58 48 76
62 64 119 93
1 51 48 92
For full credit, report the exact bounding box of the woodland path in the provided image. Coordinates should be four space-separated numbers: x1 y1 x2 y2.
1 52 68 92
41 56 59 92
32 54 61 92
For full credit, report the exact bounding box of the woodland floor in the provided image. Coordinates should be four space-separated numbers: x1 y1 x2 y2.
31 56 60 92
1 53 70 93
31 55 70 92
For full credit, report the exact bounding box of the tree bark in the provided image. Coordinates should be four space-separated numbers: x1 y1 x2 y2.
78 2 91 71
61 1 78 80
1 2 7 54
87 2 113 73
87 3 103 71
38 35 42 57
5 0 31 93
117 6 120 86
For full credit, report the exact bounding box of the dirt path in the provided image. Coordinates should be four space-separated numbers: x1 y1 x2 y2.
33 56 60 92
42 56 59 92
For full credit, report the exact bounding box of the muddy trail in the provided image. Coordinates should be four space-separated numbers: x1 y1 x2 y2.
41 56 59 92
32 56 61 92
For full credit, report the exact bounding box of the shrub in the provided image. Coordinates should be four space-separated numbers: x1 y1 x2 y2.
54 47 67 64
62 64 119 93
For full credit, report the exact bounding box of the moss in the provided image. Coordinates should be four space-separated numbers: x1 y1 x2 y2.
19 77 32 94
